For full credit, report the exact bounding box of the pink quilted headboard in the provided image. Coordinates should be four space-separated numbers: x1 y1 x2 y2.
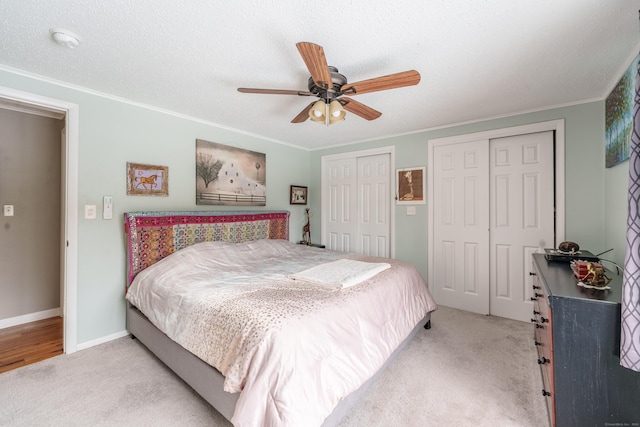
124 210 290 287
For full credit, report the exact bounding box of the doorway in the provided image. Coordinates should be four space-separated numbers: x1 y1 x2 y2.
0 86 79 354
427 120 565 322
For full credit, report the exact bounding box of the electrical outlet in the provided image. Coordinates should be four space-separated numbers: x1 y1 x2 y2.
406 206 416 216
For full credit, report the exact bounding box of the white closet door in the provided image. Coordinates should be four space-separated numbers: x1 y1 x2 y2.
324 157 358 252
322 152 391 256
357 154 390 257
489 131 555 322
432 139 490 315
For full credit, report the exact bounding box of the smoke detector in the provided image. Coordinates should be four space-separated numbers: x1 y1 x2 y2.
49 28 81 48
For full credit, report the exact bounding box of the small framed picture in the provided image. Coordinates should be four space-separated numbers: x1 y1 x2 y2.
290 185 308 205
396 167 426 205
127 162 169 196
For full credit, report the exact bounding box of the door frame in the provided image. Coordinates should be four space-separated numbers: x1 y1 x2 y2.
321 146 396 258
427 119 565 294
0 85 79 354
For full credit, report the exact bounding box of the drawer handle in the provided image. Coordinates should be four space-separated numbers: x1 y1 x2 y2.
533 310 540 315
529 272 537 276
540 317 549 323
538 357 549 365
530 318 537 323
542 389 551 397
532 285 541 290
534 341 541 346
535 324 543 329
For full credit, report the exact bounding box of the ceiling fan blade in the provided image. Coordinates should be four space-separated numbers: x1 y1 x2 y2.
340 97 382 121
296 42 333 90
341 70 421 95
291 102 315 123
238 88 314 96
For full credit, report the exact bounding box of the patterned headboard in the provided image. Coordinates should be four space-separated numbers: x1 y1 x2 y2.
124 210 290 287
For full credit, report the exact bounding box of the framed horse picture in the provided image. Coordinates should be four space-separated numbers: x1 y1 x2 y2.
126 162 169 196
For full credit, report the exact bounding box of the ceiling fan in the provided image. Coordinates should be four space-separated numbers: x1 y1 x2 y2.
237 42 421 125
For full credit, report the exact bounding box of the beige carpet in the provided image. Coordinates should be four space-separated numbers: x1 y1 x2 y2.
0 306 549 427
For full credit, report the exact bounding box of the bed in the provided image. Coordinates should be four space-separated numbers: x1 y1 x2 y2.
124 210 437 426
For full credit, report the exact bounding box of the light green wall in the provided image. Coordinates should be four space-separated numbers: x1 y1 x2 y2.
1 66 630 345
0 69 310 345
310 101 612 281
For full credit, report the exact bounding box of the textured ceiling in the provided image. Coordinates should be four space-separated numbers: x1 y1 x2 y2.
1 1 639 150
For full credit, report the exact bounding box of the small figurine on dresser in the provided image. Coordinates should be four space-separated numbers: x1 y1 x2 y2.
571 260 612 290
302 208 311 245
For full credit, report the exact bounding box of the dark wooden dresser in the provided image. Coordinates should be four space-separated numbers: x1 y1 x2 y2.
531 253 640 426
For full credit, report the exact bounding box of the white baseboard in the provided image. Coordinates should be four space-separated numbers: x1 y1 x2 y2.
0 308 61 329
76 329 130 351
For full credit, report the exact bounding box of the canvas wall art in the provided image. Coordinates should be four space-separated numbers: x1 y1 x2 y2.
606 54 639 168
195 139 266 205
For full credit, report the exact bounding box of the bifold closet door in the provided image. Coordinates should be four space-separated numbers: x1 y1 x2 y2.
432 139 490 315
432 132 555 321
356 154 391 257
323 153 391 256
489 132 554 322
324 156 358 252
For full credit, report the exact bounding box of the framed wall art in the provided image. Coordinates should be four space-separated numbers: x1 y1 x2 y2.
606 54 639 168
396 167 425 205
290 185 308 205
195 139 266 206
126 162 168 196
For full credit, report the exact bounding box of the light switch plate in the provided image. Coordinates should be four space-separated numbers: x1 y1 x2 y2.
406 206 416 216
3 205 14 217
85 205 97 219
103 196 113 219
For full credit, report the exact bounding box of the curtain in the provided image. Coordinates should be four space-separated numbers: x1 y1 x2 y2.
621 58 640 373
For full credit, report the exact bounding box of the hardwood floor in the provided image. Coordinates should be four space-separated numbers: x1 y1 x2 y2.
0 317 63 373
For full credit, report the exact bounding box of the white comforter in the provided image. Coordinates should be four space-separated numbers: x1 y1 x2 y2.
126 239 437 427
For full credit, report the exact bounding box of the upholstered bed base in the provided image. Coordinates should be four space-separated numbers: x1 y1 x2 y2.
127 302 431 426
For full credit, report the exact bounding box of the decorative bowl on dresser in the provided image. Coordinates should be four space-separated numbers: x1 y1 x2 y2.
531 253 640 426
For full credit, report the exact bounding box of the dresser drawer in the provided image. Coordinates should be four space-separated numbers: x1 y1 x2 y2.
532 265 555 426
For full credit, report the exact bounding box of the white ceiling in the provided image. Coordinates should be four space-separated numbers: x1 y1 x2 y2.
1 1 639 150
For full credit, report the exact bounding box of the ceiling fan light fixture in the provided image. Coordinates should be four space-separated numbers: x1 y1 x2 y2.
309 100 327 123
328 100 346 124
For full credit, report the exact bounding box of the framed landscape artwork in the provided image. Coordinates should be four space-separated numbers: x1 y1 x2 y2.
195 139 266 206
290 185 308 205
606 54 639 168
